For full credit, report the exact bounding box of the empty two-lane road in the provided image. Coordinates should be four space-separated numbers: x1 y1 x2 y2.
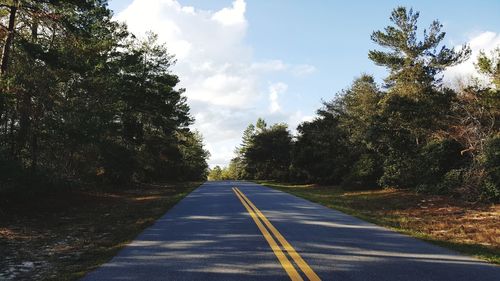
82 181 499 281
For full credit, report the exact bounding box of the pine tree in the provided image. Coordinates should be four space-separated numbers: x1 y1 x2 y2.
369 7 470 98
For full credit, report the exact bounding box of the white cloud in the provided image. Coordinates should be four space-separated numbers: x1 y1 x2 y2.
292 64 317 76
250 61 316 76
268 82 288 113
190 73 259 107
211 0 246 26
251 60 288 72
116 0 316 167
444 31 500 86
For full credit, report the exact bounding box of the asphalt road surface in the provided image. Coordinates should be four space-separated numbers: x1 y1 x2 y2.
82 181 499 281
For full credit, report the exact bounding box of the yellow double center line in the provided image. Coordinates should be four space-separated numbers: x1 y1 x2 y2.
232 187 321 281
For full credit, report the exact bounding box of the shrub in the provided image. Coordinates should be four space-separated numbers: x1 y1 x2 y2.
342 153 381 188
415 139 465 192
435 168 465 194
481 134 500 201
378 150 419 188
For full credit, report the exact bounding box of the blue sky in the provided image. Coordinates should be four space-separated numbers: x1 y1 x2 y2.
108 0 500 166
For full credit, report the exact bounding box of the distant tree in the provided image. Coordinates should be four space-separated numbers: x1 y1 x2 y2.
244 121 292 180
293 75 382 186
208 166 223 181
239 124 256 155
293 113 349 184
226 156 245 180
177 130 210 181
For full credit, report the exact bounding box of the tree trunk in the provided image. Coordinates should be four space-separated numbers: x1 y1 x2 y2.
1 0 19 76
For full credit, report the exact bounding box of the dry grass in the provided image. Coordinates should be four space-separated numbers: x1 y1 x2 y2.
258 181 500 264
0 182 200 280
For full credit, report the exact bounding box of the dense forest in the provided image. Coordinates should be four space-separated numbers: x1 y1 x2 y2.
0 0 209 190
210 7 500 202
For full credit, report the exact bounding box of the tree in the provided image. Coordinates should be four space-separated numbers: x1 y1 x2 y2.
337 75 382 149
292 75 382 186
243 121 292 180
177 130 210 181
256 118 267 132
239 123 255 155
337 75 384 186
0 0 19 75
208 166 223 181
369 6 470 98
368 7 470 188
476 48 500 89
293 113 349 184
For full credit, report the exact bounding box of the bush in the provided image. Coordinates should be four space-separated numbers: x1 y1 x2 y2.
481 134 500 201
378 150 419 188
481 178 500 201
434 168 465 194
342 153 381 188
415 139 465 192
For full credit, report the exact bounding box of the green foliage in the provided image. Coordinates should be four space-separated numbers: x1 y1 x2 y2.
378 149 418 188
293 112 349 184
342 153 381 188
208 166 223 181
244 122 293 180
415 140 466 193
480 134 500 200
218 119 293 181
338 75 381 146
0 0 208 190
369 6 470 97
435 169 465 195
476 48 500 89
177 131 210 181
366 6 472 193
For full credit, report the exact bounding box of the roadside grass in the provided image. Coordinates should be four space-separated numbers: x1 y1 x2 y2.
256 181 500 264
0 182 201 280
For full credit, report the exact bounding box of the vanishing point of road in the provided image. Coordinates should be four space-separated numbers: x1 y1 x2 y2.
82 181 499 281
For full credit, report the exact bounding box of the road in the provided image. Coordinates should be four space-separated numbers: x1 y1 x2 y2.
82 181 499 281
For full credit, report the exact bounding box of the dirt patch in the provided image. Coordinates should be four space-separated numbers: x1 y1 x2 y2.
340 188 500 248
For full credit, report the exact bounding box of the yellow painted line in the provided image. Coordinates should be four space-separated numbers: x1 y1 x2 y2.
235 187 321 281
232 188 304 281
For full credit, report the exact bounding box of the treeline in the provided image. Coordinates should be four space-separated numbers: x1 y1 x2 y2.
0 0 209 190
210 7 499 201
